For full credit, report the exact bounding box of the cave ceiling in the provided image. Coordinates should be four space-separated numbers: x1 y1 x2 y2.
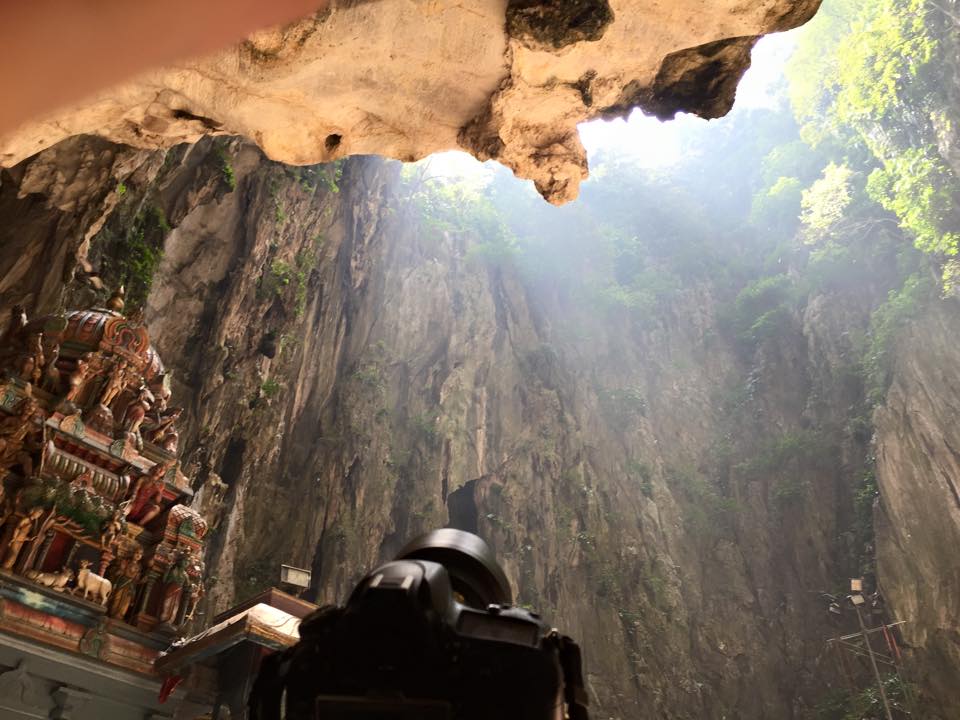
0 0 822 203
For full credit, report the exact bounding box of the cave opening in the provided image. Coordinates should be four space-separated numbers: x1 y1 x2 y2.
446 479 480 534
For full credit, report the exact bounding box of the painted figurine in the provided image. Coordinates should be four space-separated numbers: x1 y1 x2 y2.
107 546 143 620
127 463 167 525
120 384 154 439
159 552 190 625
1 507 43 570
0 396 40 471
97 358 130 408
18 334 44 385
41 343 61 393
100 505 127 551
63 352 95 404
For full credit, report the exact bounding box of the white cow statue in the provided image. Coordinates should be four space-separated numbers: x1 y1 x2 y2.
24 567 74 592
75 560 112 604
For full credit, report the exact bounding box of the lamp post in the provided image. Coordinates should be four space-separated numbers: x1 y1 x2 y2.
279 564 311 597
848 579 894 720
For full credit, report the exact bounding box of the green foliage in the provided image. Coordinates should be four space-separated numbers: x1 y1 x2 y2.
943 258 960 297
813 674 914 720
831 0 938 146
258 258 292 299
736 430 832 478
400 169 519 269
21 478 109 537
861 273 932 403
293 249 317 318
665 463 738 536
588 266 681 317
113 206 170 309
410 412 439 443
852 468 878 574
732 431 837 513
866 147 960 257
256 250 316 318
320 161 344 194
151 206 172 234
800 163 856 243
597 385 647 425
116 181 127 196
640 563 669 609
627 460 654 498
214 144 237 191
788 0 960 288
352 363 384 392
261 377 282 398
723 274 795 348
465 235 520 267
750 175 802 236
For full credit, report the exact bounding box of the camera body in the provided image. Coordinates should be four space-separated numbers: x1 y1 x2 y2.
250 530 588 720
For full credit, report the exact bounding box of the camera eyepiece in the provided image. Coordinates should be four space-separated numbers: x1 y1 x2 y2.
397 528 512 608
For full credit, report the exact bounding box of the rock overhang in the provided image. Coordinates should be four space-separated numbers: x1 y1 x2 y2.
0 0 822 204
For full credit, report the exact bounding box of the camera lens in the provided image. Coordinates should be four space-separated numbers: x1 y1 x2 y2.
397 528 512 608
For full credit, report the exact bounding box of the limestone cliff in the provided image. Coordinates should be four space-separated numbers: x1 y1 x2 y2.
874 302 960 715
3 134 958 718
0 0 821 204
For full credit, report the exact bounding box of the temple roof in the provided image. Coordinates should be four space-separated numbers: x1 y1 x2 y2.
29 307 166 381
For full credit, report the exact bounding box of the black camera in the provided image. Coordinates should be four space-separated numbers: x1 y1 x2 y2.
250 528 589 720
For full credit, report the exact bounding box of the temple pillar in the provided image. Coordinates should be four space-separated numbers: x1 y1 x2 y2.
33 529 56 571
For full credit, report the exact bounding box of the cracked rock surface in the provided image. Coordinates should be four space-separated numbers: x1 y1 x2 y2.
0 0 820 203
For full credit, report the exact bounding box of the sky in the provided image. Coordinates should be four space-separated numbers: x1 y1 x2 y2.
425 30 798 180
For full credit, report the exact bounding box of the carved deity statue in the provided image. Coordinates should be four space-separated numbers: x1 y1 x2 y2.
184 577 205 623
97 358 130 408
0 396 40 472
144 406 181 446
120 385 154 439
19 334 44 385
41 344 61 393
18 505 58 572
107 546 143 621
159 552 190 625
99 505 126 551
183 551 205 622
127 463 167 526
197 472 229 530
159 424 179 453
106 286 126 313
1 507 43 570
63 352 95 404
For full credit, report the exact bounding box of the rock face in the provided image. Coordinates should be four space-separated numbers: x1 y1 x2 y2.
874 303 960 717
0 0 821 204
6 133 959 718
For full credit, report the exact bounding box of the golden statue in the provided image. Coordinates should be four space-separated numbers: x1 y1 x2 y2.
19 333 44 385
107 546 143 620
97 358 131 408
0 396 40 472
1 507 43 570
106 286 126 313
41 343 61 393
62 352 98 404
158 552 189 625
99 504 126 551
120 385 154 438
